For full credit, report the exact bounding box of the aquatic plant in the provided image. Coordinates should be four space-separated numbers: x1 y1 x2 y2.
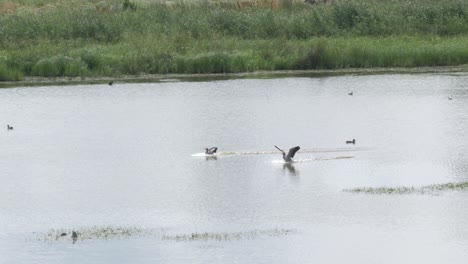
344 181 468 195
161 229 295 242
38 226 294 242
39 226 166 242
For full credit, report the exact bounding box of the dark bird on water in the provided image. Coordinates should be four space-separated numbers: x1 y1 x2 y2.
60 233 67 237
205 147 218 155
7 125 13 130
348 91 353 96
275 145 300 162
108 81 114 86
346 139 356 144
72 231 78 243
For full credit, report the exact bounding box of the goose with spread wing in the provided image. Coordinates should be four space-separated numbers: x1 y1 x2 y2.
274 145 300 162
205 147 218 155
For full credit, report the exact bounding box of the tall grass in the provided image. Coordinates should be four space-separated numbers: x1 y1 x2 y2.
0 0 468 80
3 36 466 78
1 0 466 42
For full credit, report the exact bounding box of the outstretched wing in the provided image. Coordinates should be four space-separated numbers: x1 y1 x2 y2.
274 145 285 155
286 146 300 159
209 147 218 154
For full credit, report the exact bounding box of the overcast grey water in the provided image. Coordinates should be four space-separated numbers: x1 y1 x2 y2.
1 73 468 263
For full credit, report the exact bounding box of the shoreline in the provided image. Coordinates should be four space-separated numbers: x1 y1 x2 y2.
1 65 467 88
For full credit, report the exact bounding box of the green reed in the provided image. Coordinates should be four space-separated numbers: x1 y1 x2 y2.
0 0 467 80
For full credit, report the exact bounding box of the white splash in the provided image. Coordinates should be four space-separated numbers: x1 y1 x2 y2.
271 156 353 164
191 153 217 157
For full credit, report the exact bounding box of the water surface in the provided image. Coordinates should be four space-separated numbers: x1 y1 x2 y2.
1 73 468 263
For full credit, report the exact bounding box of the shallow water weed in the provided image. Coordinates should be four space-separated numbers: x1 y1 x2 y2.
162 229 296 242
345 182 468 195
39 226 166 242
39 227 294 242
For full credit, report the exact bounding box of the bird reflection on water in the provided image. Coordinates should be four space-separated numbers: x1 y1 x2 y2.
283 162 297 176
205 156 218 161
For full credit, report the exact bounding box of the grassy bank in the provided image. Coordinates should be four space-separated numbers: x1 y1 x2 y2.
1 0 468 81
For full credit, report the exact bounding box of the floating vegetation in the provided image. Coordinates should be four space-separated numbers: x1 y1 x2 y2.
344 182 468 195
39 226 165 242
161 229 295 242
38 227 294 243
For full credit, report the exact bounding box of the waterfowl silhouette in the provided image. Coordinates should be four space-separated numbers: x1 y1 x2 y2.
7 125 13 130
448 95 453 100
72 231 78 238
108 81 114 86
346 139 356 144
274 145 300 162
71 231 78 244
205 147 218 155
348 91 353 96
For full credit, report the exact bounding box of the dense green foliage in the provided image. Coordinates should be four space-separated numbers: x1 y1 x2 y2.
0 0 467 80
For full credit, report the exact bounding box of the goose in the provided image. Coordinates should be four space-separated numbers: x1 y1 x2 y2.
348 91 353 96
274 145 300 162
448 95 453 100
346 139 356 144
205 147 218 155
7 125 13 130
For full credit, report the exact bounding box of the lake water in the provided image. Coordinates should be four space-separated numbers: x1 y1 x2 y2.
1 73 468 263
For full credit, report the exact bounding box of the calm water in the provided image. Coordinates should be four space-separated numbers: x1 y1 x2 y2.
1 73 468 263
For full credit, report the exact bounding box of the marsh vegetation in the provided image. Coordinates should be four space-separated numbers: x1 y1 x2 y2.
344 182 468 194
1 0 467 81
39 226 294 242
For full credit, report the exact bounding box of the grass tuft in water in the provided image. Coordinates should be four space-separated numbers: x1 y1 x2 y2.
39 226 166 242
161 229 295 242
39 226 294 242
344 182 468 194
